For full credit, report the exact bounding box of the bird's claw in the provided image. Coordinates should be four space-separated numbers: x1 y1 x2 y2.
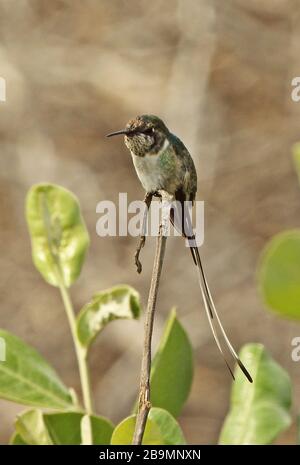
134 236 145 274
135 254 142 274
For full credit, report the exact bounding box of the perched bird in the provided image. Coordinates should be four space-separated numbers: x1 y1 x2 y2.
107 114 252 382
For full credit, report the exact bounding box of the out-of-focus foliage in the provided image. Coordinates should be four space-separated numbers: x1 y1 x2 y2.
0 329 74 409
111 407 186 445
15 409 52 445
150 309 193 417
258 147 300 320
258 230 300 320
4 183 194 445
26 184 89 288
219 344 292 445
76 285 141 350
13 409 114 445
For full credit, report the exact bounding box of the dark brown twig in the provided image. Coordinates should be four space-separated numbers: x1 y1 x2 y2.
132 224 167 444
134 192 153 274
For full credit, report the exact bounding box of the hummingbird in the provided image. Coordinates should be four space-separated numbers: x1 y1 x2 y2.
107 114 252 383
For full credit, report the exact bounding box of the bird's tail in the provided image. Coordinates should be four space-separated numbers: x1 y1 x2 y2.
170 204 252 383
190 245 252 382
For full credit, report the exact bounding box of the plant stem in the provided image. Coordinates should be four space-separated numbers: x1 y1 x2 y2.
59 283 94 415
132 225 167 445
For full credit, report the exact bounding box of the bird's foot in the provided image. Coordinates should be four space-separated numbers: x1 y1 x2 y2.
134 236 145 274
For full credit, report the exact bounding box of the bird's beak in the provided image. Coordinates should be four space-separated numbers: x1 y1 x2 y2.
106 129 129 138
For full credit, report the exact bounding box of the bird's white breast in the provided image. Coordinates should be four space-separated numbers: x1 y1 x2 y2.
131 139 170 192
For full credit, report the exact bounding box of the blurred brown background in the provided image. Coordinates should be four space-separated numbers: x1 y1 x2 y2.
1 0 300 444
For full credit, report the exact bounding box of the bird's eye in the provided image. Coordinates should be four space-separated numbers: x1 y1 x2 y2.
143 127 154 135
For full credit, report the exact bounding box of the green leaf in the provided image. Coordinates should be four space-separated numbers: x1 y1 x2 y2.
76 285 141 348
150 309 193 417
15 409 52 445
111 407 186 445
44 412 83 445
84 415 114 445
26 183 89 287
14 410 114 445
0 329 74 409
44 412 114 445
219 343 292 445
9 433 28 445
258 230 300 319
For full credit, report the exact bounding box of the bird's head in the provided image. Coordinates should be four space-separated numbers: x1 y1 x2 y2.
107 115 169 157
